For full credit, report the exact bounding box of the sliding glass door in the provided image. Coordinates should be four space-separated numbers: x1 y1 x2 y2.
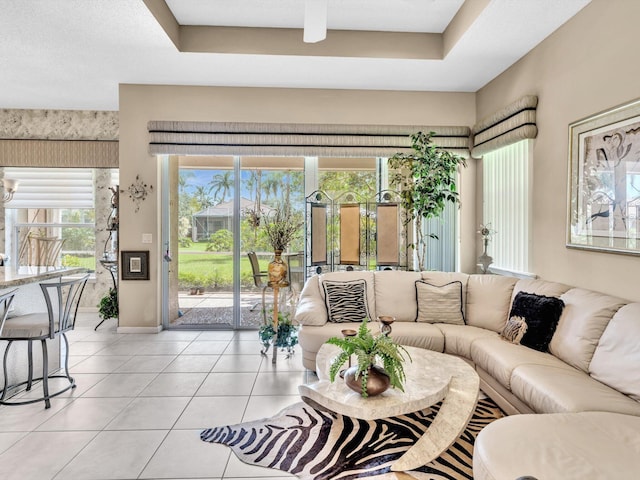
171 156 235 328
164 156 304 330
239 158 305 328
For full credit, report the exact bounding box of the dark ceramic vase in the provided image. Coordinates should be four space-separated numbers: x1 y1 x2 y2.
344 364 391 397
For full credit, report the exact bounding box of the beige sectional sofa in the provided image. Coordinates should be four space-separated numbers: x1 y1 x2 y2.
294 270 640 479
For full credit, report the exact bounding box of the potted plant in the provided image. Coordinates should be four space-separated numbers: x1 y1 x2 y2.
327 318 411 397
259 310 298 358
97 287 118 322
388 131 466 270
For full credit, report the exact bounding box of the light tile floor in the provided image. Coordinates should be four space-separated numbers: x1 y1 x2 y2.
0 312 312 480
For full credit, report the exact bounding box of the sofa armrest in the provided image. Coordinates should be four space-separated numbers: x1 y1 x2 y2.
294 276 328 326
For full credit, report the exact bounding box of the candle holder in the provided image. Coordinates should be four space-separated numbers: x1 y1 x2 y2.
378 316 395 336
338 329 357 378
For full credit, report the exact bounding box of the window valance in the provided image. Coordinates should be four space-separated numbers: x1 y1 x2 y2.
471 95 538 157
0 139 118 168
148 121 471 158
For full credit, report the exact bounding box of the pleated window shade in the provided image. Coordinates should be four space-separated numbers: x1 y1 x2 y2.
3 167 95 209
148 121 471 158
482 139 533 275
472 96 538 158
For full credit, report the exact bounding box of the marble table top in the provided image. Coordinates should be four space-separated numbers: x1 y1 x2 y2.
299 343 478 421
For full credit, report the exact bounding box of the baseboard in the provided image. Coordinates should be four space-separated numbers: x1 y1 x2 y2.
116 325 163 334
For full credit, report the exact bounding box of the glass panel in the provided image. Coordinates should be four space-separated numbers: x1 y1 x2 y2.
240 158 305 328
173 157 235 328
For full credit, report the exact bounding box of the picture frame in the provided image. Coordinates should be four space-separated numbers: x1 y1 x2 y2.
121 250 150 280
567 98 640 256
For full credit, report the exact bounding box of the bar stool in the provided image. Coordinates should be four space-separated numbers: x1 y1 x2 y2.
0 289 17 334
0 274 89 408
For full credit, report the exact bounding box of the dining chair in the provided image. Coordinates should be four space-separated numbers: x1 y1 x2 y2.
247 251 269 324
19 233 66 267
0 274 89 408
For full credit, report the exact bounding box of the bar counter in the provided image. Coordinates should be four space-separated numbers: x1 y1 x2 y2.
0 266 88 289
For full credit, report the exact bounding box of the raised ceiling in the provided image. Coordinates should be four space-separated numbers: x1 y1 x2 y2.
0 0 591 111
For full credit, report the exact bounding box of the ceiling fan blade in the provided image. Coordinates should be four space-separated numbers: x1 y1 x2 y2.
304 0 328 43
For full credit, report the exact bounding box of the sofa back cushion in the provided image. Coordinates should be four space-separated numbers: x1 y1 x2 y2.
319 271 376 320
373 270 421 322
549 288 626 373
465 275 518 332
511 278 570 302
589 303 640 401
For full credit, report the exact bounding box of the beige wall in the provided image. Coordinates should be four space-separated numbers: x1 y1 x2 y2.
118 86 476 328
476 0 640 301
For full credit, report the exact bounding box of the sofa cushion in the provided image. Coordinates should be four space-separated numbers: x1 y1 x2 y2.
373 270 421 322
435 324 497 358
421 271 470 315
474 412 640 480
590 303 640 401
507 291 564 352
510 363 640 416
465 275 518 333
323 279 370 323
294 275 328 326
384 321 445 352
549 288 626 373
470 336 571 390
319 271 376 319
511 278 571 302
415 280 464 325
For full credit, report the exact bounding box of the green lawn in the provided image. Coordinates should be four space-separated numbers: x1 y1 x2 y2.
178 251 270 289
62 255 97 270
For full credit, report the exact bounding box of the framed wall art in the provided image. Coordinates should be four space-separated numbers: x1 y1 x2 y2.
121 250 150 280
568 98 640 255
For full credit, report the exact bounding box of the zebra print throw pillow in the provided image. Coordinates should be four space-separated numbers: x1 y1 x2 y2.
323 279 370 323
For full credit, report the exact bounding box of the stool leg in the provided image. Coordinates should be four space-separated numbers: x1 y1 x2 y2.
26 340 33 391
41 339 50 409
61 333 75 387
0 340 13 401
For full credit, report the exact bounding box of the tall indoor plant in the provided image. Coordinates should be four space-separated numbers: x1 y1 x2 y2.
388 131 466 270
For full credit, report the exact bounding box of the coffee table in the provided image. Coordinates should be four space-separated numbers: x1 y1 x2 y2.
298 343 480 472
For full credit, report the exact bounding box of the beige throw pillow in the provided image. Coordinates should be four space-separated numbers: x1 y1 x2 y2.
415 281 465 325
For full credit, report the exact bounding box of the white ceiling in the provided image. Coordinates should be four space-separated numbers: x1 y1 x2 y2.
166 0 464 32
0 0 592 111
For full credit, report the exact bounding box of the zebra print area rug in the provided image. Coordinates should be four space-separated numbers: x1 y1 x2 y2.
201 397 503 480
